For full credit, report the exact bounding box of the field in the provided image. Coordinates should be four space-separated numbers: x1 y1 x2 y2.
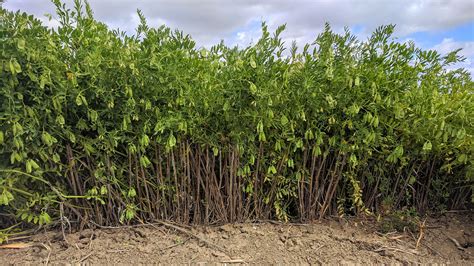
0 1 473 263
1 213 473 264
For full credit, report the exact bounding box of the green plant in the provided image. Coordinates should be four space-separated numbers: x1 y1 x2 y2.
378 208 420 233
0 1 472 229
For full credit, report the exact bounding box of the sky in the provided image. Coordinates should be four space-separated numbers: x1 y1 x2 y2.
3 0 474 74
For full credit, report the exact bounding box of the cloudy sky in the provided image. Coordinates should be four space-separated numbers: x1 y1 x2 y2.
3 0 474 73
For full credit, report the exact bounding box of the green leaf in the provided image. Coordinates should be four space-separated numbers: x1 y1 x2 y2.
80 95 88 106
128 188 136 198
100 185 108 195
456 128 466 139
41 131 53 146
140 155 151 167
280 115 289 126
9 58 21 74
457 154 467 164
287 159 294 168
125 207 135 221
0 190 14 205
75 94 83 106
304 129 314 140
267 165 277 175
257 121 264 133
30 160 40 170
140 134 150 148
372 116 379 128
26 160 32 173
13 60 21 73
349 154 358 167
39 212 51 225
88 110 98 122
56 115 65 126
250 57 257 68
423 141 432 152
39 74 46 89
17 39 26 50
249 82 257 94
387 145 404 163
274 140 281 151
52 153 61 163
312 146 321 157
168 134 176 148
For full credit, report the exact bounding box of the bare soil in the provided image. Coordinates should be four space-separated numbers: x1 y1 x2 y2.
1 212 472 265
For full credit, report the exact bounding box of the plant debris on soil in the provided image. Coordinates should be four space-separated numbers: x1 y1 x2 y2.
1 213 472 264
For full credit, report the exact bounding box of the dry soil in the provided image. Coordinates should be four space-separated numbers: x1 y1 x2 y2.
1 212 472 264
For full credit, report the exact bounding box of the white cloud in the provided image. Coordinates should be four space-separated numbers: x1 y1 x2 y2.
230 21 264 47
431 38 474 75
237 32 246 41
3 0 473 47
432 38 474 57
38 17 61 29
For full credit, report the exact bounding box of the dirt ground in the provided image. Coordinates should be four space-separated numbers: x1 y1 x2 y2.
1 212 472 265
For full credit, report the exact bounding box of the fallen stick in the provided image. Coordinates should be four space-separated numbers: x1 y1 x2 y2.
154 220 229 255
388 235 405 241
221 259 245 264
44 244 52 266
422 242 445 258
4 235 33 242
0 242 50 250
374 246 419 255
416 218 426 250
0 242 32 249
448 237 465 251
251 219 310 226
78 251 94 263
160 237 191 251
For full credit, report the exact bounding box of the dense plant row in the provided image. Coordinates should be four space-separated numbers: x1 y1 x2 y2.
1 1 473 231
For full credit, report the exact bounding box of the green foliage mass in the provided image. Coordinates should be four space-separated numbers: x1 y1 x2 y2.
0 1 473 231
